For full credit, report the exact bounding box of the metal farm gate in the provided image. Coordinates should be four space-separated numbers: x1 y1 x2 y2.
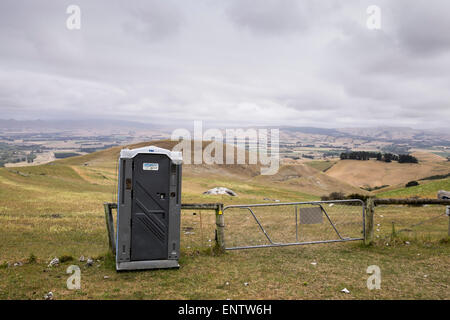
222 200 365 250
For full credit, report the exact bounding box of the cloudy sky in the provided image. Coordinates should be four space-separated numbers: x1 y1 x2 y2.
0 0 449 128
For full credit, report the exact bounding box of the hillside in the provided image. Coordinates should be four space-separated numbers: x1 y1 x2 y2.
376 177 450 199
325 152 450 189
1 140 449 300
55 140 363 197
4 141 447 198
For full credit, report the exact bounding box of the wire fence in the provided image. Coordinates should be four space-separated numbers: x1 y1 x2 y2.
104 200 450 257
372 204 449 242
180 209 217 254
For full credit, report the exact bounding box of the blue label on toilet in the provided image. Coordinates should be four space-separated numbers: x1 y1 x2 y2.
143 163 159 171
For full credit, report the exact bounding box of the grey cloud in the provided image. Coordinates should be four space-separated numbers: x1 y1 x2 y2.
392 0 450 56
0 1 449 129
226 0 308 35
121 0 184 42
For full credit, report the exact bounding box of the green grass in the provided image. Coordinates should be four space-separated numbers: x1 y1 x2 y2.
377 178 450 198
0 151 449 300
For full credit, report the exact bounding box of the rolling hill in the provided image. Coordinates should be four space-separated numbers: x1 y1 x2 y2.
325 151 450 190
53 139 364 198
375 177 450 199
3 140 448 201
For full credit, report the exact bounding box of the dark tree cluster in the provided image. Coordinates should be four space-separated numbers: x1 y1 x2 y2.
321 192 369 202
340 151 380 160
340 151 418 163
398 154 419 163
382 153 398 162
405 181 419 187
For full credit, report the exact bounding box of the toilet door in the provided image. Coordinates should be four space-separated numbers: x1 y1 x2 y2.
130 153 170 261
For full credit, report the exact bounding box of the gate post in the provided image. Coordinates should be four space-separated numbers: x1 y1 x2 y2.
446 206 450 236
104 203 116 256
215 204 225 253
365 198 375 245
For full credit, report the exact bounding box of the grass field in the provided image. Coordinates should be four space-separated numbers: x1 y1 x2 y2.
0 142 449 300
376 178 450 198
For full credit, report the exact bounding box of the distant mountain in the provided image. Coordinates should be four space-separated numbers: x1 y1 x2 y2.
1 119 449 147
336 127 450 145
278 126 450 148
337 127 423 139
279 126 343 136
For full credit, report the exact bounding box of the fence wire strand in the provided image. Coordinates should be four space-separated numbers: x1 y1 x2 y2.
373 204 449 242
180 210 216 253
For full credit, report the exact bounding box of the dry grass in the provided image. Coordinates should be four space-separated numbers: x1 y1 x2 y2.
304 160 337 172
376 178 450 198
326 156 450 189
0 143 449 300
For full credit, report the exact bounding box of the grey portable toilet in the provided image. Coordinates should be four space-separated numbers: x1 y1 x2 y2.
115 146 182 271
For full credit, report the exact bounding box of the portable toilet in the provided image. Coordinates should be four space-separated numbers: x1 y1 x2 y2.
116 146 182 271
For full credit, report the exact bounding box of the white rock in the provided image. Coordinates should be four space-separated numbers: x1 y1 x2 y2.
329 204 334 207
13 262 23 267
86 258 94 266
79 255 85 262
203 187 237 196
341 288 350 294
311 262 317 266
44 291 53 300
437 190 450 200
104 276 110 279
244 282 249 286
405 241 410 245
48 257 59 267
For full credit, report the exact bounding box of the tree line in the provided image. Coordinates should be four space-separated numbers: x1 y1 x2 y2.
340 151 418 163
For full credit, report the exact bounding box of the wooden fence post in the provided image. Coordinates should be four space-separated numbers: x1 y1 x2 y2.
447 206 450 237
365 198 374 245
104 203 116 256
215 203 225 253
448 214 450 237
